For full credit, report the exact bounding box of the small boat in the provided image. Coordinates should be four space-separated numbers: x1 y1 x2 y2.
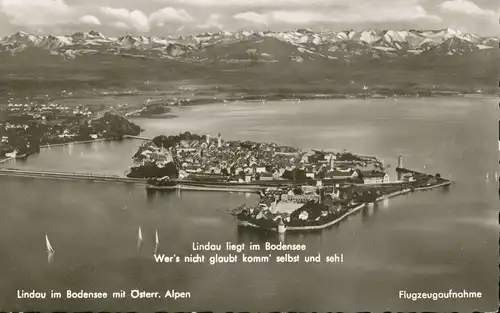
154 230 159 254
495 172 498 180
138 226 143 242
45 233 55 254
277 218 287 234
137 226 144 250
486 172 489 180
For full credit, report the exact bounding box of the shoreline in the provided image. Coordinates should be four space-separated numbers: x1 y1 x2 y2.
123 93 496 118
239 180 453 232
38 137 130 149
0 157 13 164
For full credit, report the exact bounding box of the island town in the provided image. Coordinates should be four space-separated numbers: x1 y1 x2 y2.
127 131 453 232
0 96 454 234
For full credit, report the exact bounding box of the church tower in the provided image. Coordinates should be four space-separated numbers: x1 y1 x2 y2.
217 132 222 148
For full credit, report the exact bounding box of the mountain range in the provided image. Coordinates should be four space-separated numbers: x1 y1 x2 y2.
0 28 498 96
1 28 498 61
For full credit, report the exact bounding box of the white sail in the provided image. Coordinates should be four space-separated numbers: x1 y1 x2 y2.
154 230 159 254
45 234 55 253
486 172 489 180
138 226 143 242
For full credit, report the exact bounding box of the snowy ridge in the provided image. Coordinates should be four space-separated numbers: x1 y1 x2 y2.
0 28 497 60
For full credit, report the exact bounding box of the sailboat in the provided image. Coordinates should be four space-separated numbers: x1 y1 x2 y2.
495 172 498 180
138 226 143 241
154 230 159 254
486 172 489 180
137 226 143 250
45 233 55 254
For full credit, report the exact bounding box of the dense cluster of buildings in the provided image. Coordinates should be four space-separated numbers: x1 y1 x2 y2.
0 101 93 150
5 101 92 118
133 132 391 185
1 99 139 159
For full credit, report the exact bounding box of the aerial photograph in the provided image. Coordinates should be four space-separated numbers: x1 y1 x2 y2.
0 0 498 311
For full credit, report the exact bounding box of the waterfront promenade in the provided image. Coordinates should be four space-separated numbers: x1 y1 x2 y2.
38 135 152 149
39 138 113 148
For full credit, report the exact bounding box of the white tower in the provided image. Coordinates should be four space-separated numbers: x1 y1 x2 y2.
206 133 210 145
330 154 335 169
217 132 222 148
397 154 403 181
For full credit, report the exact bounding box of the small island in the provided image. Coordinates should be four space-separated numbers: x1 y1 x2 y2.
127 132 452 232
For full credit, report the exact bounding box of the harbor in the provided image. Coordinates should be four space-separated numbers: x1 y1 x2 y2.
235 171 454 233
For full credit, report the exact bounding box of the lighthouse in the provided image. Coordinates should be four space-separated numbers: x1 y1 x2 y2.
205 133 210 145
217 132 222 148
397 154 403 181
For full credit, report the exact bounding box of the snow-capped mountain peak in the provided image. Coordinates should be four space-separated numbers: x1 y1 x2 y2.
0 28 497 60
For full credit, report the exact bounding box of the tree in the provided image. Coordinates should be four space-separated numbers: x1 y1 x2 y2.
293 187 303 195
238 171 246 180
152 135 168 147
294 169 307 181
356 169 364 180
282 170 293 180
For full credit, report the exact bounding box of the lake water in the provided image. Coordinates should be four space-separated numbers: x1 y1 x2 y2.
0 97 498 311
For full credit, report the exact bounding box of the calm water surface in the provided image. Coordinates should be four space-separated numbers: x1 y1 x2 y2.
0 97 498 311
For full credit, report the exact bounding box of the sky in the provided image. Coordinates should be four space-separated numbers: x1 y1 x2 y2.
0 0 498 37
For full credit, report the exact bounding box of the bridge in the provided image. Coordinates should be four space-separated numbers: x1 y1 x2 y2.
123 135 153 141
0 168 147 184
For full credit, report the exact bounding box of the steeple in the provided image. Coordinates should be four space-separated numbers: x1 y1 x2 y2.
330 154 335 168
217 132 222 148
